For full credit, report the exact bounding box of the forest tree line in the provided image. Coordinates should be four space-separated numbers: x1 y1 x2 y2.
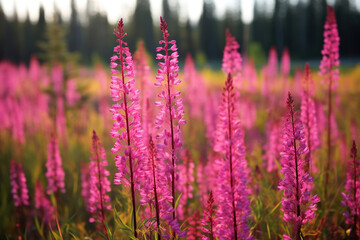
1 0 360 66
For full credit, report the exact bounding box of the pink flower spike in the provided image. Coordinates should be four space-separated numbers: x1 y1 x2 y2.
35 180 55 224
278 92 320 239
222 29 242 88
110 18 146 238
213 74 253 240
154 16 186 236
341 140 360 238
201 192 216 240
10 160 29 207
319 6 340 90
45 133 65 195
301 63 320 173
320 6 340 198
86 130 111 238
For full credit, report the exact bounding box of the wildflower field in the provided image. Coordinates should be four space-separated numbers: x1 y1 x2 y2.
2 6 360 240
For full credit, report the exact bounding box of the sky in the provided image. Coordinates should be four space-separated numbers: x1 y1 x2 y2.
1 0 360 25
0 0 256 24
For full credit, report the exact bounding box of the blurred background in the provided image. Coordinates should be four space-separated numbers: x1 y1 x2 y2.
1 0 360 67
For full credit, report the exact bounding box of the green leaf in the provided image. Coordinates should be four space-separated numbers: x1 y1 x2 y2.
115 210 133 232
267 201 281 217
175 193 182 210
266 223 271 239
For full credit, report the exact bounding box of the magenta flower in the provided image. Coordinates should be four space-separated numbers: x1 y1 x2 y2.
341 140 360 238
110 18 146 238
154 16 186 226
301 63 320 173
320 6 340 197
278 93 320 240
319 6 340 90
243 59 257 93
184 53 206 119
10 160 29 207
96 65 111 128
222 29 242 88
87 130 111 224
81 162 90 210
56 97 66 140
264 121 281 173
202 192 216 240
66 78 80 107
134 41 153 139
176 150 195 220
186 211 202 240
35 180 55 224
140 136 185 238
262 47 278 97
45 133 65 194
213 74 253 240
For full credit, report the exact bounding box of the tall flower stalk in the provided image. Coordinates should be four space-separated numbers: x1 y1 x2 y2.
45 133 65 240
88 130 111 239
202 192 216 240
319 6 340 198
154 16 186 223
301 63 320 173
214 74 252 240
134 41 153 139
35 180 55 226
110 18 146 238
342 140 359 239
10 160 29 239
278 93 320 240
222 29 242 88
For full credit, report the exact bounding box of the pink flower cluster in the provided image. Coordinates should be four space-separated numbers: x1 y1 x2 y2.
301 63 320 172
86 130 111 223
35 180 55 224
10 160 29 207
213 74 253 240
134 41 153 139
222 29 242 87
278 93 320 239
201 192 215 239
319 6 340 90
342 141 360 228
45 133 65 194
110 19 146 189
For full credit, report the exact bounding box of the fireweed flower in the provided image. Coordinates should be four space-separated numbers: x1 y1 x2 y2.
45 133 65 195
319 6 340 197
281 48 290 79
110 18 146 238
154 16 186 231
186 211 202 240
35 180 55 224
10 160 29 207
81 162 90 210
319 6 340 90
301 63 320 173
202 192 216 240
134 41 153 139
87 130 111 224
278 93 320 240
341 141 360 238
262 47 278 98
184 54 206 119
176 150 194 220
222 29 242 88
264 122 281 173
213 74 253 240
